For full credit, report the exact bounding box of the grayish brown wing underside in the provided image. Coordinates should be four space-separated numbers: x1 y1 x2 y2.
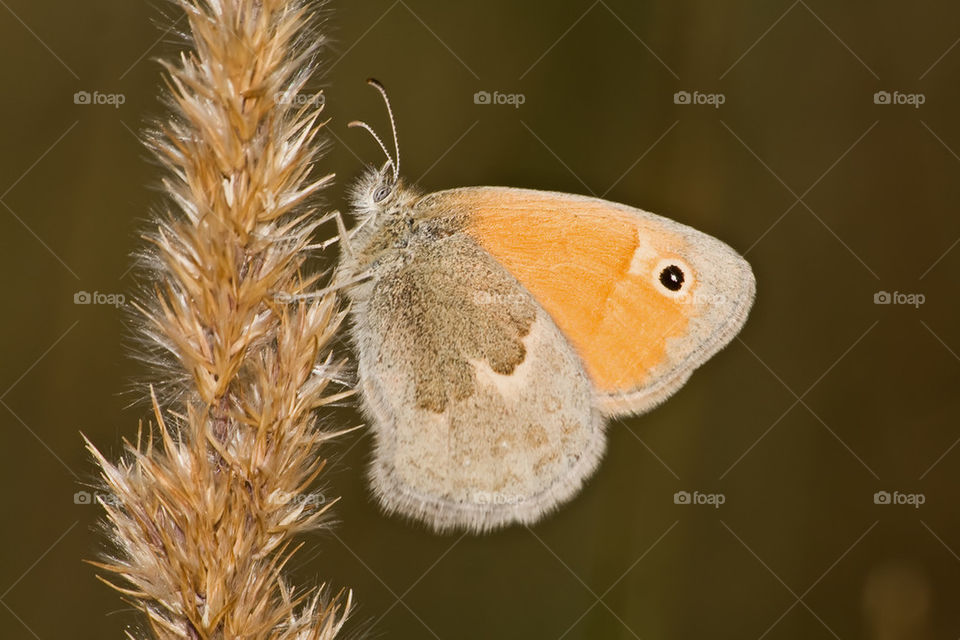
351 232 605 533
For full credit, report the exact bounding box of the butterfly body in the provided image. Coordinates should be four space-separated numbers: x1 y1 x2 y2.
338 167 755 533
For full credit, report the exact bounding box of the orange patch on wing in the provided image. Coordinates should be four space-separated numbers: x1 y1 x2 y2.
462 190 691 394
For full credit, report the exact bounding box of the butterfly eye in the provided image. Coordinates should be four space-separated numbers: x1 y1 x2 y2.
373 184 392 203
659 264 685 292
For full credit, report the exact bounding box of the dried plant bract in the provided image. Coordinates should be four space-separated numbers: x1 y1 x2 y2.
85 0 352 637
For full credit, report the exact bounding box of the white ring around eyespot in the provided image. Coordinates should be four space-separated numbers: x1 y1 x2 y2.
652 257 695 300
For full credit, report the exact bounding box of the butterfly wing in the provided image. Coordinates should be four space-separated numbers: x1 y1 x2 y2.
349 231 604 533
419 186 756 416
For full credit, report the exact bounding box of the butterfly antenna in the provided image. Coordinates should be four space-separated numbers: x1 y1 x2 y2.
347 120 395 180
365 78 400 184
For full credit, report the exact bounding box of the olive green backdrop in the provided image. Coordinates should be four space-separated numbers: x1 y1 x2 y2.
1 1 958 638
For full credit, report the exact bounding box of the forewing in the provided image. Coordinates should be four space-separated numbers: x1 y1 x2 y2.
423 186 756 416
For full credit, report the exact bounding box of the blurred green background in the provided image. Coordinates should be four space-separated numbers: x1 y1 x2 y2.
1 0 959 638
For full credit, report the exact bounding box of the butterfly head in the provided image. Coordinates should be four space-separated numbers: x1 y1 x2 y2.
351 158 406 214
348 79 419 221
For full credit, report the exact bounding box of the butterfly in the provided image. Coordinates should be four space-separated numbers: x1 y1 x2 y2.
332 80 755 533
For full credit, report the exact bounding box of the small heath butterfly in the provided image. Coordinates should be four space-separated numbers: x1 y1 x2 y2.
335 80 755 533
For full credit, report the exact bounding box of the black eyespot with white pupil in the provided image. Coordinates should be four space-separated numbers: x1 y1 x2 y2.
659 265 685 291
373 184 392 203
